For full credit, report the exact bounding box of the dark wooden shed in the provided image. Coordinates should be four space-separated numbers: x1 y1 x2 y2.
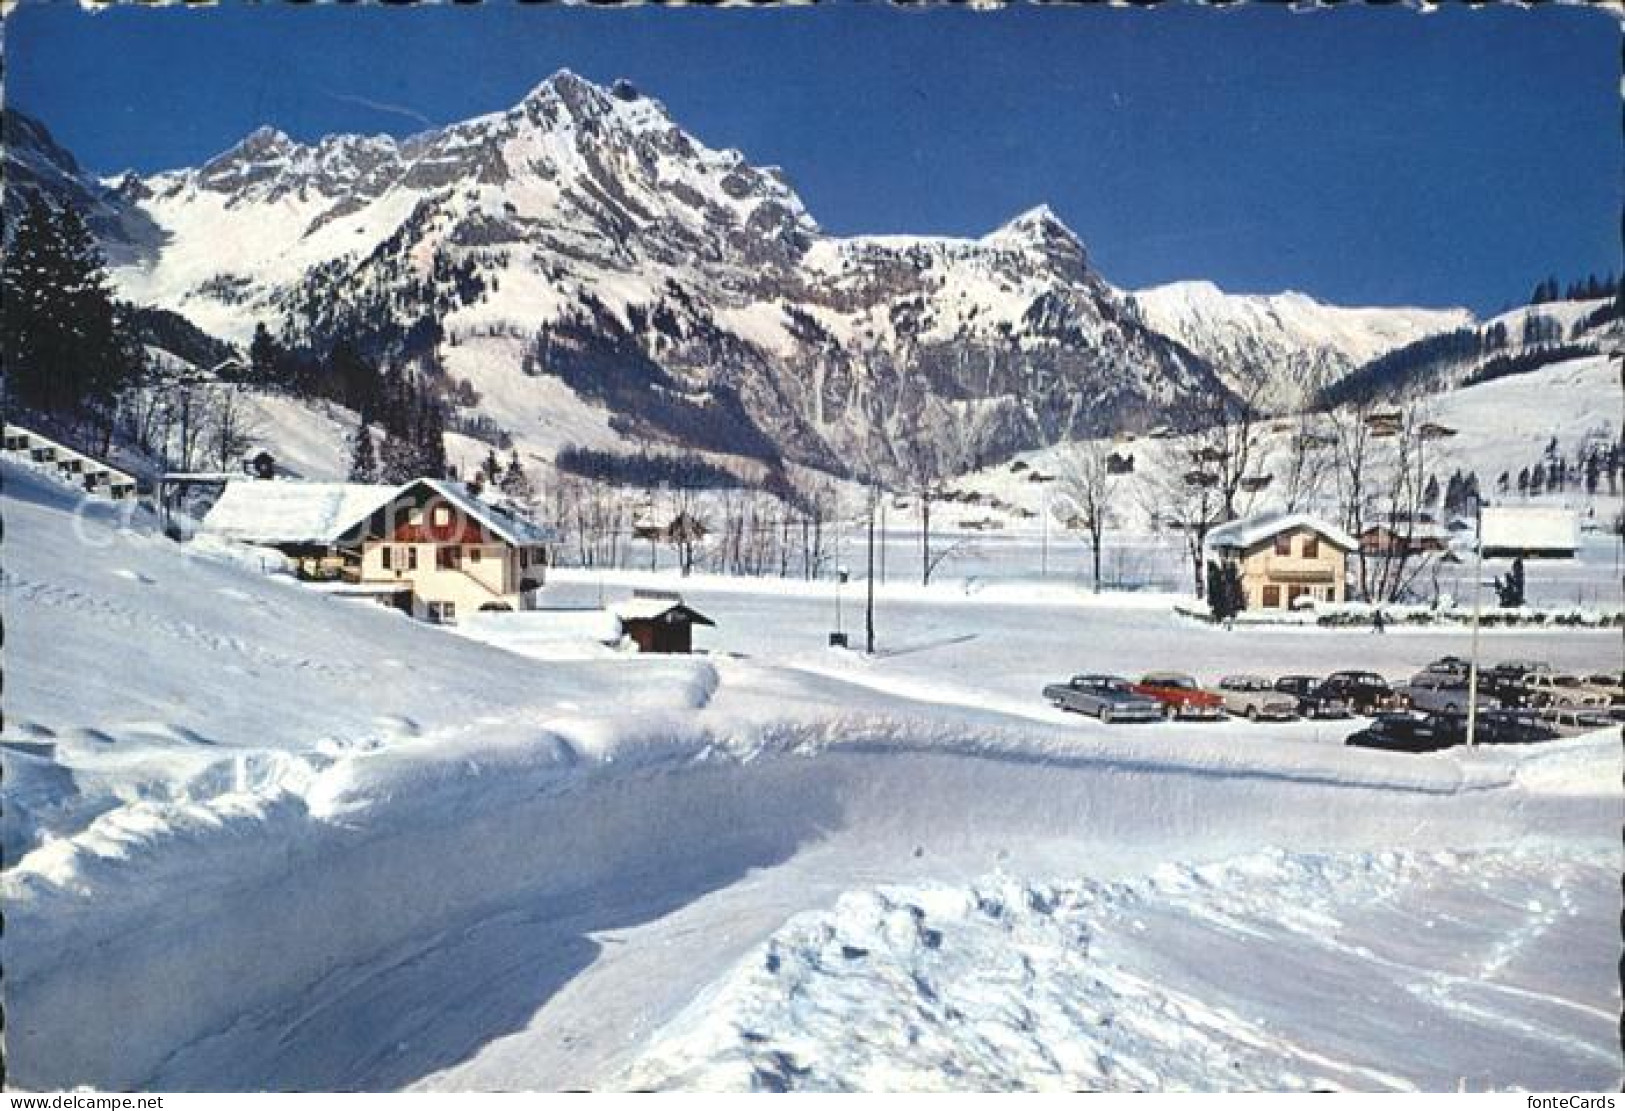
613 593 716 654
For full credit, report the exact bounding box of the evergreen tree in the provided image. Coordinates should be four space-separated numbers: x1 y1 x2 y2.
414 388 447 479
1585 455 1601 495
499 450 532 500
1529 465 1545 496
378 430 418 483
1 193 137 426
348 422 379 483
1517 467 1530 496
1494 557 1526 608
248 323 284 388
1497 471 1510 495
481 449 503 483
1205 561 1246 622
1426 473 1443 508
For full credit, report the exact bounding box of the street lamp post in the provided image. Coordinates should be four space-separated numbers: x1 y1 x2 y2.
1465 497 1485 748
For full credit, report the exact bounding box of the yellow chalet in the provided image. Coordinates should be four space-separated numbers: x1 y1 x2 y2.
202 477 557 624
338 479 557 624
1205 511 1356 610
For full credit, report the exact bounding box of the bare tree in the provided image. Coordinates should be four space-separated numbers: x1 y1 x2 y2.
1051 439 1116 592
1325 399 1452 602
205 384 258 471
1278 411 1335 513
1142 385 1268 598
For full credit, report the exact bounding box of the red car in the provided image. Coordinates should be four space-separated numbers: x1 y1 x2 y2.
1132 672 1226 721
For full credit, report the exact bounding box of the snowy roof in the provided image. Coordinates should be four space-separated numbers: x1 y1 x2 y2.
1480 507 1579 552
1206 511 1357 553
609 597 716 625
201 480 397 545
398 479 559 547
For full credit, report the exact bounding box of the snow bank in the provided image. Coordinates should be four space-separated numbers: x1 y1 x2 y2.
4 458 1618 1091
621 847 1622 1092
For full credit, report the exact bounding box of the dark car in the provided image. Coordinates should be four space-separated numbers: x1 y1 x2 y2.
1273 675 1353 719
1429 709 1558 746
1417 655 1473 682
1346 712 1454 753
1320 671 1407 715
1480 660 1552 706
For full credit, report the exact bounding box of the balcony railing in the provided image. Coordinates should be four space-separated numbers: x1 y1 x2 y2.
1262 557 1336 584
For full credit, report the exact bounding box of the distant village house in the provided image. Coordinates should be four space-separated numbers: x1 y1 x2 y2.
1205 511 1356 610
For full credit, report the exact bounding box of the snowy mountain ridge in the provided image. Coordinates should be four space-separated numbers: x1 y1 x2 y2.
1131 279 1475 408
8 73 1470 475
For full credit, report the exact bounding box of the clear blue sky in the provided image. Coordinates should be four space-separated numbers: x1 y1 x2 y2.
8 2 1619 314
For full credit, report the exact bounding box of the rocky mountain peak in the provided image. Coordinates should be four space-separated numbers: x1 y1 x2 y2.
982 204 1089 276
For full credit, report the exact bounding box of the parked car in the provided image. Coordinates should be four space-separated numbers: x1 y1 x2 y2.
1490 670 1607 710
1273 675 1353 719
1215 676 1298 721
1432 709 1559 746
1539 706 1615 735
1042 674 1164 723
1401 672 1496 716
1346 712 1454 753
1132 672 1226 720
1517 672 1614 709
1582 672 1624 705
1416 655 1473 682
1319 671 1407 715
1480 660 1552 704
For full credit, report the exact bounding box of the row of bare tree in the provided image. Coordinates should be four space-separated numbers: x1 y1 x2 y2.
1046 378 1471 603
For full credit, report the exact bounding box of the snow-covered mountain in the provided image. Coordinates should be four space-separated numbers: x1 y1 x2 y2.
11 74 1472 476
27 73 1222 475
0 108 164 265
1130 280 1474 409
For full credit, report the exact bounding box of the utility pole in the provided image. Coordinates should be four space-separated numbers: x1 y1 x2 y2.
879 494 888 586
1465 497 1485 748
866 483 877 654
1040 484 1049 580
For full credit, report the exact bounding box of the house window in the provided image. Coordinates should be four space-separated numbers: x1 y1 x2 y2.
470 547 482 564
433 506 451 528
1303 535 1319 559
1262 585 1282 608
429 601 457 625
1274 534 1291 556
405 546 418 571
437 546 462 570
408 509 423 527
381 546 392 571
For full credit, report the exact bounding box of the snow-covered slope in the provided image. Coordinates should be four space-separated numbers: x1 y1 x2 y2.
4 458 1618 1091
1132 280 1472 408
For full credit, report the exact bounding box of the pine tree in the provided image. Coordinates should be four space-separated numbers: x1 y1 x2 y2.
2 193 137 425
378 430 418 483
1495 557 1526 608
414 388 447 479
348 422 379 483
481 449 502 483
499 450 531 500
249 323 283 388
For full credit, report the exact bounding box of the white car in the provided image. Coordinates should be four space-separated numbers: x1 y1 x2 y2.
1216 676 1299 721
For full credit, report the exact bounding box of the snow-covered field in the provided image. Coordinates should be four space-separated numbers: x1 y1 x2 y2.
3 460 1619 1092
